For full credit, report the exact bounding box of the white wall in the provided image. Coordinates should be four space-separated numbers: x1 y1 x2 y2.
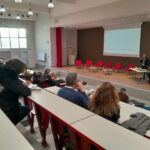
35 13 54 67
62 29 77 66
0 19 36 68
50 28 57 67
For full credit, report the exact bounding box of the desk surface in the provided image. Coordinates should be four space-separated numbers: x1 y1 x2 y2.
28 89 94 124
0 110 34 150
119 102 150 123
45 86 60 94
130 68 150 73
119 102 150 136
72 115 150 150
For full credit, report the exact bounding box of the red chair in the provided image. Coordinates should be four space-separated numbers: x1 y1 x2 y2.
123 64 135 73
39 79 50 88
104 62 112 68
112 63 123 72
75 60 83 68
85 60 93 67
95 61 104 70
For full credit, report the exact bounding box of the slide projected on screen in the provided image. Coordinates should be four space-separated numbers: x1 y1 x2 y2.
103 28 141 57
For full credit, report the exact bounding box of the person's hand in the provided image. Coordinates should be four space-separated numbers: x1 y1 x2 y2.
23 81 31 86
76 82 85 92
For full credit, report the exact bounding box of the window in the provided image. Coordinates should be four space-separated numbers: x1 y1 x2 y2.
0 28 27 49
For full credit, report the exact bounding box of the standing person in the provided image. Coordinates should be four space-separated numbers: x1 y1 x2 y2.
89 82 120 123
140 54 149 80
140 54 149 69
57 72 89 109
0 58 31 125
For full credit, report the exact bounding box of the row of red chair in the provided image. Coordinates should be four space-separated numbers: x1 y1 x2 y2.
75 60 135 72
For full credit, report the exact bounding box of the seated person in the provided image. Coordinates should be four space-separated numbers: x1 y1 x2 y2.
118 88 129 103
0 58 31 125
89 82 120 123
50 72 57 79
57 72 89 109
39 68 55 86
82 81 95 96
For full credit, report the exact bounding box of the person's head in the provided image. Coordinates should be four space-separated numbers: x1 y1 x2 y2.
4 58 27 74
120 88 127 94
89 82 119 116
65 72 77 87
44 68 50 74
142 54 147 58
82 81 87 86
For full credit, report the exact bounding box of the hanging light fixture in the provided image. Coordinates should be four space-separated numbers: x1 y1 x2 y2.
48 0 54 8
28 8 33 15
14 0 22 3
28 3 33 16
0 5 6 12
16 14 21 19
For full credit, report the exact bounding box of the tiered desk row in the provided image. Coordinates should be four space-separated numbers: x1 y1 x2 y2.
24 86 150 150
0 109 34 150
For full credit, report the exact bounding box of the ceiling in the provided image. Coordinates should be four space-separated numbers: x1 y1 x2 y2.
0 0 122 14
0 0 150 29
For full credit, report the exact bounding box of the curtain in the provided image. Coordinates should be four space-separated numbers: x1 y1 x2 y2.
56 27 62 68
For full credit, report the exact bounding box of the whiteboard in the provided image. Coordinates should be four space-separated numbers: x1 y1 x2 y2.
37 52 46 61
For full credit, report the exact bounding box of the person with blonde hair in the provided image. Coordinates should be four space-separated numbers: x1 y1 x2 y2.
89 82 120 123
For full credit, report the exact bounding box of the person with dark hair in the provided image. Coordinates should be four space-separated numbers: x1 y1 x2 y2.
0 57 5 65
57 72 89 109
89 82 120 123
118 88 129 103
0 58 31 125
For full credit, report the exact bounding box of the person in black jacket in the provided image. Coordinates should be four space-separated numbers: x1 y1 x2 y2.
39 68 55 86
140 54 149 69
140 54 150 80
0 58 31 125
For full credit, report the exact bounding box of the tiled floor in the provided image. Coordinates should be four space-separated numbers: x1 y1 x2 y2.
17 118 56 150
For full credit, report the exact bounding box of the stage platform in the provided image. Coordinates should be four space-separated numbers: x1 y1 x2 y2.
52 66 150 103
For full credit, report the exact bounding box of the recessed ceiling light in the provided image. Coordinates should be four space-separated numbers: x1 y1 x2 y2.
0 5 6 12
48 0 54 8
15 0 22 3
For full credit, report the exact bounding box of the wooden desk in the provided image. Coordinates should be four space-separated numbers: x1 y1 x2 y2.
28 89 94 124
71 115 150 150
130 68 150 73
45 86 60 94
119 102 150 137
0 109 34 150
130 68 150 83
27 89 94 148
